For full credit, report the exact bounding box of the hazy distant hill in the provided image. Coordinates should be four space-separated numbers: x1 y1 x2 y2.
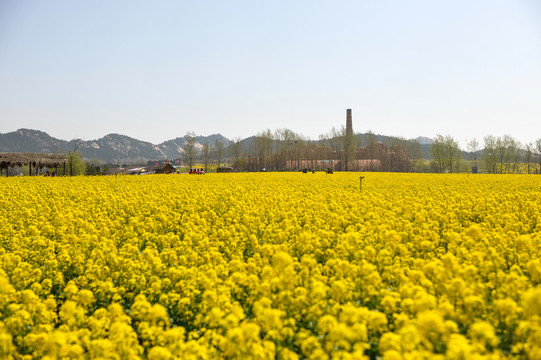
0 129 231 164
158 134 231 158
0 129 69 153
195 134 231 147
415 136 434 145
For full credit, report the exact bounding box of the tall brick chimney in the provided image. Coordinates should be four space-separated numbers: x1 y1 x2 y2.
346 109 353 136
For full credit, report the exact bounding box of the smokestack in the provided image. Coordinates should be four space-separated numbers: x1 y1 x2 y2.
346 109 353 136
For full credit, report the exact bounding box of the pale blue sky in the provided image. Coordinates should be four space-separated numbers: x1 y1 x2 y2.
1 0 540 147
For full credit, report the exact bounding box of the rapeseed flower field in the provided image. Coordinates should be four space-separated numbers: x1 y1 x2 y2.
0 172 540 359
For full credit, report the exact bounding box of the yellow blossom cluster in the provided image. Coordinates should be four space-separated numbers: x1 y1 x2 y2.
0 172 540 359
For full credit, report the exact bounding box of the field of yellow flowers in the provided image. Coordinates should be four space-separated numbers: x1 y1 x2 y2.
0 172 540 359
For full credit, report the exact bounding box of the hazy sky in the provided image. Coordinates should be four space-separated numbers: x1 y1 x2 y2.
1 0 540 147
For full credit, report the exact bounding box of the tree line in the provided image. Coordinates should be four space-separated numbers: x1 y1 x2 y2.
182 127 425 173
430 135 541 174
58 130 541 175
164 130 541 174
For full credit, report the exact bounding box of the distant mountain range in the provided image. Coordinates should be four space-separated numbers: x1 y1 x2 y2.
0 129 230 164
0 129 435 164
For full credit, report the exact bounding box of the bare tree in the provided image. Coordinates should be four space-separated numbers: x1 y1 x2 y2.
318 132 335 171
430 135 460 173
183 132 197 170
502 135 519 173
243 141 256 171
490 135 520 174
328 127 344 170
364 131 381 171
214 139 225 168
524 142 534 174
230 137 242 170
254 129 273 170
294 133 308 170
406 139 422 172
430 135 446 173
511 138 522 174
275 128 296 170
445 136 461 173
483 135 498 174
201 143 211 172
467 138 479 170
535 138 541 174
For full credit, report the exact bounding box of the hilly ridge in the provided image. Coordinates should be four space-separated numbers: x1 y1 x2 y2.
0 129 231 164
